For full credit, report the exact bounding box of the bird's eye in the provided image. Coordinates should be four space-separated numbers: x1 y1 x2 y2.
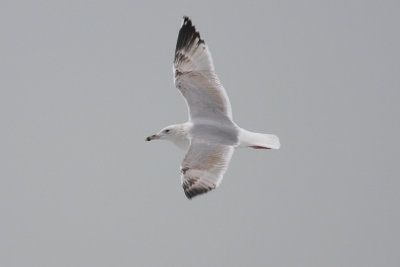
164 129 170 133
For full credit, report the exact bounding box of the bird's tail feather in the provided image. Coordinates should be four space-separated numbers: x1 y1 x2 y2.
238 128 280 150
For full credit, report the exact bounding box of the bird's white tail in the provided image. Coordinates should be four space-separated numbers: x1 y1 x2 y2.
238 128 280 150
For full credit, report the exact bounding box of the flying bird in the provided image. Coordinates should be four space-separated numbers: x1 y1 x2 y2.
146 17 280 199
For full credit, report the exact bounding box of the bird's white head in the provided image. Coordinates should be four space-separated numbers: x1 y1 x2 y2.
146 123 191 150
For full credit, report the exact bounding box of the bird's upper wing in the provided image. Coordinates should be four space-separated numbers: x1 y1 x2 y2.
180 139 234 199
173 17 233 124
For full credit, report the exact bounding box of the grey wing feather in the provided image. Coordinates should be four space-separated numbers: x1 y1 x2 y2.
181 139 234 199
173 17 233 123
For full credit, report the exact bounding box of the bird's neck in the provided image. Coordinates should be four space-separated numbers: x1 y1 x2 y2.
170 122 191 150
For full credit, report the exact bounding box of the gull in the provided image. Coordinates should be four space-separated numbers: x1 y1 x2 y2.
146 17 280 199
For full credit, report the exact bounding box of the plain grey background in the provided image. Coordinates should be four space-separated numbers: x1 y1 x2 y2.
1 1 399 266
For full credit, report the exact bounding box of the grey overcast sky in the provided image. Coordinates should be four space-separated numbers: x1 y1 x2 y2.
1 1 399 266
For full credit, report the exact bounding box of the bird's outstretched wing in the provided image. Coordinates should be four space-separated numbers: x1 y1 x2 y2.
174 17 233 124
180 139 234 199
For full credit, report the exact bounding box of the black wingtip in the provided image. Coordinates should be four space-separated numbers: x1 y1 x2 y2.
175 16 204 56
183 186 214 199
184 191 193 199
182 178 215 199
